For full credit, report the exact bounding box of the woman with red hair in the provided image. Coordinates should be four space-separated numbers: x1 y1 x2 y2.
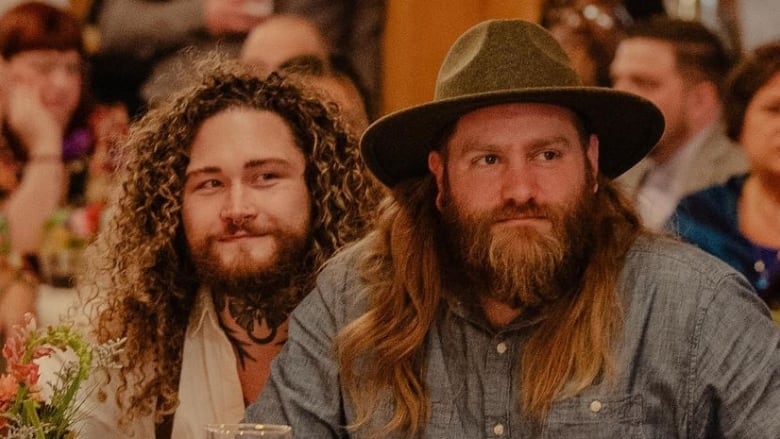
0 1 94 257
0 2 120 336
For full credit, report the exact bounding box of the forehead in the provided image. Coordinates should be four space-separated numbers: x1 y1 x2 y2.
613 38 676 71
751 72 780 103
242 19 328 69
447 103 583 148
186 108 303 168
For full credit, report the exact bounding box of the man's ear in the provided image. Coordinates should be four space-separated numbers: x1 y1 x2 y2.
587 134 599 192
428 151 445 211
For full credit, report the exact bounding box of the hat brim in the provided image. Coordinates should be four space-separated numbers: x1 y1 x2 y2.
361 87 664 187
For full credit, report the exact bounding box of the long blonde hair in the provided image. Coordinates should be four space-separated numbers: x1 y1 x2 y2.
336 173 641 437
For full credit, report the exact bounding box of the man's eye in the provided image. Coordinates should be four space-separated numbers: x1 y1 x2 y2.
259 173 279 181
539 151 560 161
477 154 499 165
195 179 222 190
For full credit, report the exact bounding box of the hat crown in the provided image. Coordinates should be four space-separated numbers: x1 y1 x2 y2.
435 19 582 101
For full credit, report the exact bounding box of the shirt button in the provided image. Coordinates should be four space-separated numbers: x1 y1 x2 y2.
493 423 505 436
589 400 603 413
496 342 508 354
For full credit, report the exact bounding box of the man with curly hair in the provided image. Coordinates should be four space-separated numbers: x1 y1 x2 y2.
75 62 383 438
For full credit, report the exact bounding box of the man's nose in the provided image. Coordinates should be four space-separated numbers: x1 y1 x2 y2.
500 162 537 204
219 185 257 223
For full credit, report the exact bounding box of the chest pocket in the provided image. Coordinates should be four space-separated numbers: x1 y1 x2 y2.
543 394 645 439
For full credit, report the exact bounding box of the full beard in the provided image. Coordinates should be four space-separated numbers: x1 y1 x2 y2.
189 226 311 350
441 184 597 310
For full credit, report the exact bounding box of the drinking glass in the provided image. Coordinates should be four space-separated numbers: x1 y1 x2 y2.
205 423 292 438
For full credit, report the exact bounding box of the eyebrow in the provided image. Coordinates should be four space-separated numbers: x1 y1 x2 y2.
184 158 292 180
458 135 575 153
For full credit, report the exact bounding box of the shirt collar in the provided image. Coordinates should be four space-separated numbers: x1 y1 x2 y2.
188 286 221 336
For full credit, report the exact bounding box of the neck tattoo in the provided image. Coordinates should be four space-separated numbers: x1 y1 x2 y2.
213 292 287 369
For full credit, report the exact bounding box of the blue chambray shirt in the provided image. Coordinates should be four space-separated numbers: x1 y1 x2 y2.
245 235 780 438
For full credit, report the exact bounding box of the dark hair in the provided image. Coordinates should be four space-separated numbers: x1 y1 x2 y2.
0 2 84 58
626 17 732 94
723 42 780 141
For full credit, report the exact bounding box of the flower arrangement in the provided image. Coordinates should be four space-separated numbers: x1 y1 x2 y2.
0 314 124 438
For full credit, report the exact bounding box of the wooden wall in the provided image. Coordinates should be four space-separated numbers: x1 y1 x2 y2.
381 0 543 115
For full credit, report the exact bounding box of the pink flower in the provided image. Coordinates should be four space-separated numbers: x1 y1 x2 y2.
10 362 39 388
2 335 24 366
0 373 19 405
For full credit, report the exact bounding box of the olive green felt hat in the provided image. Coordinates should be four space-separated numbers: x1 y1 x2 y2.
360 19 664 187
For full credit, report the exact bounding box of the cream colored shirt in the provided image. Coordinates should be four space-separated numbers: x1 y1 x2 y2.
76 288 244 438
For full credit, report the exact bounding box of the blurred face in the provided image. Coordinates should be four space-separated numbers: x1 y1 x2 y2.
739 72 780 177
428 103 599 306
182 108 312 287
5 49 82 128
240 17 329 71
610 38 691 158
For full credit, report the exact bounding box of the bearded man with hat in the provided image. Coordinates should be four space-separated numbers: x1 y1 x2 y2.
246 19 780 438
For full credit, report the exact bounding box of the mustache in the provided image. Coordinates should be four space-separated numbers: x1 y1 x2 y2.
490 201 558 222
220 221 275 237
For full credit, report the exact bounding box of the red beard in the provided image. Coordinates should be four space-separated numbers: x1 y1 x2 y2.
440 185 596 308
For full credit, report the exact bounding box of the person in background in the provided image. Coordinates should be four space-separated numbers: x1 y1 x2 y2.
92 0 272 110
74 60 383 438
0 1 93 258
246 19 780 438
611 17 747 229
670 42 780 323
240 14 372 131
278 0 385 115
91 0 385 115
240 14 330 73
0 215 36 350
275 55 371 135
0 3 127 310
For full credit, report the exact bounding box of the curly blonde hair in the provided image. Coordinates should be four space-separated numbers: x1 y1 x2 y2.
85 61 383 428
